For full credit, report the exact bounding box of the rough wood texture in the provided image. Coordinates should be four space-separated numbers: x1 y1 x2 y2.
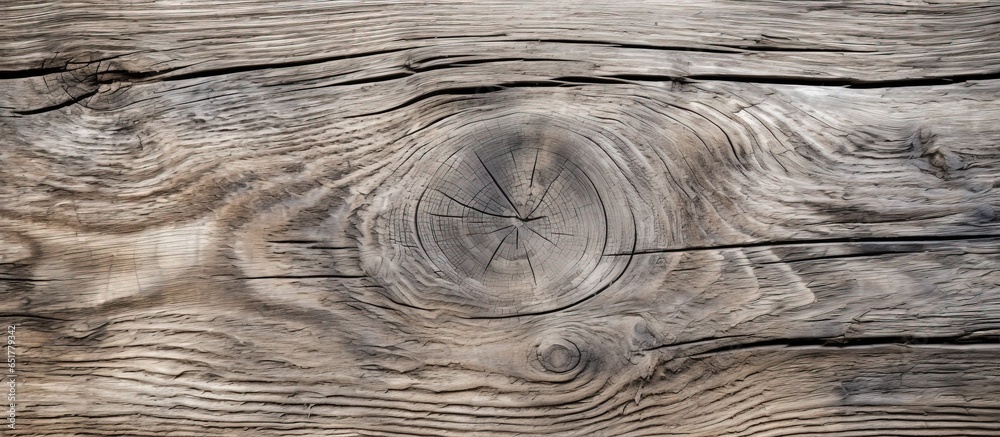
2 1 1000 435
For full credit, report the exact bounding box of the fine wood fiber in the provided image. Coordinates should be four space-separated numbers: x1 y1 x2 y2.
1 1 999 435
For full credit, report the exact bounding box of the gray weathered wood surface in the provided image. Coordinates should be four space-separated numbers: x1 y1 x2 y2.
2 1 1000 435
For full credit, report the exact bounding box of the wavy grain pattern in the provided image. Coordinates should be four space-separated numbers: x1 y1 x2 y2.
2 1 999 435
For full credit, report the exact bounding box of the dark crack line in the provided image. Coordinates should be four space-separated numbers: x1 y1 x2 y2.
434 189 521 221
350 286 437 314
287 71 414 90
466 224 513 237
0 313 67 322
9 51 996 116
604 234 1000 257
414 189 427 256
580 166 610 256
475 152 522 218
484 227 516 274
529 149 539 191
525 164 564 219
647 333 1000 359
267 239 323 244
768 249 932 264
13 89 97 115
0 66 66 80
688 71 1000 89
427 212 468 219
550 71 1000 90
405 56 566 74
467 212 638 320
525 226 556 246
163 47 413 82
509 149 518 176
506 38 744 55
716 44 877 54
237 274 368 280
346 80 575 118
0 277 60 282
525 248 538 286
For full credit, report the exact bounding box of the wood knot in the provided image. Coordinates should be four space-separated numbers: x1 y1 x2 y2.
415 144 613 307
909 128 963 179
365 110 643 318
536 338 582 373
22 54 145 114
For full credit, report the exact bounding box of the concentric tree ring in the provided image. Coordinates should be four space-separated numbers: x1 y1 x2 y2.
368 111 642 318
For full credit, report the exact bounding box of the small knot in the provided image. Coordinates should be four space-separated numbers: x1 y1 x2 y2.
537 338 581 373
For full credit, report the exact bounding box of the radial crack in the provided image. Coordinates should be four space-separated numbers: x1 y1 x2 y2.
466 224 514 236
525 249 538 285
529 149 539 190
435 189 520 220
526 226 556 246
526 164 565 218
475 152 522 218
484 227 516 274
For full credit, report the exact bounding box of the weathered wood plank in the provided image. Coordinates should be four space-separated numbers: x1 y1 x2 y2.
3 1 999 82
2 0 1000 435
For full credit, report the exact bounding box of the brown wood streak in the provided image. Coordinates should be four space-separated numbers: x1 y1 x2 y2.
1 1 1000 435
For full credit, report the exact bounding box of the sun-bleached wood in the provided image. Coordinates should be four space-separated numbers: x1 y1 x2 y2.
2 1 1000 435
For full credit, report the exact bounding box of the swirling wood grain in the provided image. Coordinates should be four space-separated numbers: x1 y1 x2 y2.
2 1 1000 435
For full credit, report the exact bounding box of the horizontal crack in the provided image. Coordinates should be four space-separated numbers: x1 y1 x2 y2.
0 313 68 322
0 66 66 80
0 277 61 282
715 44 877 53
506 38 744 55
604 233 1000 257
266 239 324 244
12 90 97 116
406 57 569 73
162 47 413 82
346 80 576 118
688 71 1000 88
236 274 368 280
7 53 996 116
685 333 1000 358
